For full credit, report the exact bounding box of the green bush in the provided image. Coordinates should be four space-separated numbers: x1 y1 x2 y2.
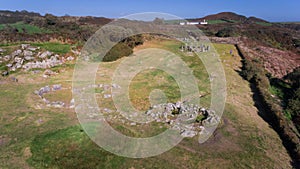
102 35 144 62
103 43 133 62
196 114 206 123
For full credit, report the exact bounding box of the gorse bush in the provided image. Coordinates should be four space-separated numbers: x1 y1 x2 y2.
103 35 143 62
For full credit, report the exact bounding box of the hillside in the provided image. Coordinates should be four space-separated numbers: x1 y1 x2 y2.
0 39 293 168
0 10 300 168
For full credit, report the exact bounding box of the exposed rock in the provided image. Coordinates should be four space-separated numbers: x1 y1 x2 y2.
112 83 121 89
66 56 74 61
3 55 11 61
38 51 52 59
28 47 39 51
31 70 41 74
43 69 57 77
130 122 137 126
42 98 50 104
1 71 9 76
69 98 75 108
52 84 62 91
38 86 51 96
144 102 218 138
15 62 22 69
48 101 65 108
103 84 110 91
23 50 33 56
104 94 112 99
180 130 197 137
21 44 30 50
24 56 34 61
103 108 113 113
12 49 22 57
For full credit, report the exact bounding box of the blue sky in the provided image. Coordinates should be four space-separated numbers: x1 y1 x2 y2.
0 0 299 22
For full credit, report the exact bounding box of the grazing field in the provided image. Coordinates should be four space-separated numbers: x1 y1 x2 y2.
0 40 292 168
0 22 52 34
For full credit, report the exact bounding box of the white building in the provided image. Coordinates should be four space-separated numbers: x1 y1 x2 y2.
179 20 208 25
179 22 199 25
187 22 200 25
200 19 208 25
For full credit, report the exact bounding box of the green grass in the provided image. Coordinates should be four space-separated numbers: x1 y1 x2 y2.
269 85 284 99
31 42 71 54
129 69 181 110
0 24 5 30
207 20 228 24
0 22 52 34
28 125 127 169
256 22 273 26
0 39 292 168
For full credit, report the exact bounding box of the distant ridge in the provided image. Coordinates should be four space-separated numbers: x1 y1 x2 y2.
189 12 269 23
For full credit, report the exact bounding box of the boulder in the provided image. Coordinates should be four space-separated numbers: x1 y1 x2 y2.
24 56 34 61
69 98 75 108
23 50 33 56
12 50 22 57
15 63 22 69
66 56 74 61
21 44 30 50
39 51 52 59
130 122 136 126
43 69 57 76
28 47 38 51
52 84 62 91
180 130 197 137
14 57 22 63
39 86 51 96
50 101 65 108
112 83 121 89
104 94 112 98
1 71 9 76
3 55 11 61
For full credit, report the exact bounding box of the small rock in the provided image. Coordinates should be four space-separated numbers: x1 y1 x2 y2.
130 122 136 126
39 51 52 59
66 56 74 61
12 50 22 56
3 55 11 61
2 71 9 76
28 47 38 51
104 94 112 99
52 84 62 91
180 130 197 137
24 56 34 61
23 50 33 56
21 44 30 50
69 98 75 108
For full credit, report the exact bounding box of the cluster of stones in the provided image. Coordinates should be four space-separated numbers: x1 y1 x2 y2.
0 44 75 76
73 83 121 99
145 102 220 138
180 43 210 53
178 37 211 53
34 84 74 108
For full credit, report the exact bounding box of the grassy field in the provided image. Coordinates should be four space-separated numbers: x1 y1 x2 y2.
0 40 292 168
31 42 71 54
207 20 228 24
0 22 52 34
